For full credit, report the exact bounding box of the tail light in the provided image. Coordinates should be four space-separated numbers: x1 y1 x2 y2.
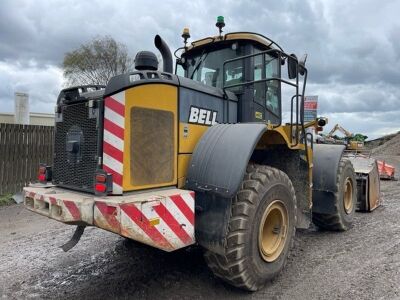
94 170 113 195
38 164 52 183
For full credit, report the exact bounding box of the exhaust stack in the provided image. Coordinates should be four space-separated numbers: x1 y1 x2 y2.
154 35 173 73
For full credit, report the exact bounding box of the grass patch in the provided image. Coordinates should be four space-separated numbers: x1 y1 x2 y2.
0 194 14 206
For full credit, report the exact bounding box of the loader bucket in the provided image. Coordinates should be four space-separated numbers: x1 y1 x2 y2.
345 154 381 211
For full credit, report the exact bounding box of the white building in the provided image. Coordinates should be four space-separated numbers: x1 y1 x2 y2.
0 112 55 126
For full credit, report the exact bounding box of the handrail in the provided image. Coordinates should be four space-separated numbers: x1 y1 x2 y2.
290 94 300 146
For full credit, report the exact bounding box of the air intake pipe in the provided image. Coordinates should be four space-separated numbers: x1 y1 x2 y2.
154 35 173 73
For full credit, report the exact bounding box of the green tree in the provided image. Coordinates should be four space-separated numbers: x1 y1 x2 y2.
63 36 134 86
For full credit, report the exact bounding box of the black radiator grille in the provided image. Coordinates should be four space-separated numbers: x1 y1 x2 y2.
53 101 101 192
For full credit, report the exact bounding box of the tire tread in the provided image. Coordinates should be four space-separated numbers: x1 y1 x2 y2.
204 164 296 291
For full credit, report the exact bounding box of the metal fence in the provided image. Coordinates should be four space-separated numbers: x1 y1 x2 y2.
0 123 54 195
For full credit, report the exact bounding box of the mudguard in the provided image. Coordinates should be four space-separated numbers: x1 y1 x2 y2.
186 123 267 198
312 144 346 214
186 123 267 254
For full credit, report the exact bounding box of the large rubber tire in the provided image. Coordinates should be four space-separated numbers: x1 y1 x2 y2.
312 158 357 231
204 164 297 291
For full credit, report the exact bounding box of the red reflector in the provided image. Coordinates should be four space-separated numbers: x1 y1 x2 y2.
38 174 46 181
96 174 106 183
95 183 107 193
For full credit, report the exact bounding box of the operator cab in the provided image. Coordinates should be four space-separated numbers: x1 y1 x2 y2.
176 31 286 124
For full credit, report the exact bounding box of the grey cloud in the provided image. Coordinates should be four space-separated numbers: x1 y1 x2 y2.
308 82 399 114
0 0 399 137
0 62 62 113
322 110 400 139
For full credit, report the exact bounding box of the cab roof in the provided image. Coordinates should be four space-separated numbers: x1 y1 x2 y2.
186 32 283 53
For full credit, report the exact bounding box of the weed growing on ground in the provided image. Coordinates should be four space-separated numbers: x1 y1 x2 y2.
0 194 14 206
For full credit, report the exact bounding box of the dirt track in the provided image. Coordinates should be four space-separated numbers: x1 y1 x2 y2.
1 156 399 300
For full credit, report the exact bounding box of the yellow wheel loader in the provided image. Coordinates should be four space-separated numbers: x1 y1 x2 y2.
24 17 363 291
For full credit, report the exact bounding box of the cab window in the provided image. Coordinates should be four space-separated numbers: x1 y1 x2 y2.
253 52 280 116
184 44 244 89
265 55 279 116
176 63 185 77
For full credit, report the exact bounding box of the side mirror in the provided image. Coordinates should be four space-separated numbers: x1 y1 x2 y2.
177 57 188 69
287 54 298 79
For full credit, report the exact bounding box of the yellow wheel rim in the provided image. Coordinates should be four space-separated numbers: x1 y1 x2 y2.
258 200 288 263
343 177 353 214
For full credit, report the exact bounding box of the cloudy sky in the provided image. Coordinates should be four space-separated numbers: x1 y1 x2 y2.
1 0 399 139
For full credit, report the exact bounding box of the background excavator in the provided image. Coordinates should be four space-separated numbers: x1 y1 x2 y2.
326 123 366 151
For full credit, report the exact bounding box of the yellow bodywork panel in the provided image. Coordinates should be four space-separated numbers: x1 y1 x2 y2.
178 122 209 188
123 84 178 191
179 122 208 153
178 154 191 188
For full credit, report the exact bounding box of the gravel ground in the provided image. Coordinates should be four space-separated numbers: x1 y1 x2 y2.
0 156 399 300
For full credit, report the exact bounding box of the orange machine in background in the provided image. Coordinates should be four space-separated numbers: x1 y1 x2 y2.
377 160 395 180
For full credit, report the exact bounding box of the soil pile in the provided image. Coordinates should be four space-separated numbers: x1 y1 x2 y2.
372 133 400 155
365 132 397 150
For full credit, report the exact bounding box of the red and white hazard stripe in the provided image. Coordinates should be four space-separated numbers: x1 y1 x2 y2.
24 186 195 251
94 201 120 233
24 188 91 223
103 91 125 194
118 192 195 251
63 200 81 221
